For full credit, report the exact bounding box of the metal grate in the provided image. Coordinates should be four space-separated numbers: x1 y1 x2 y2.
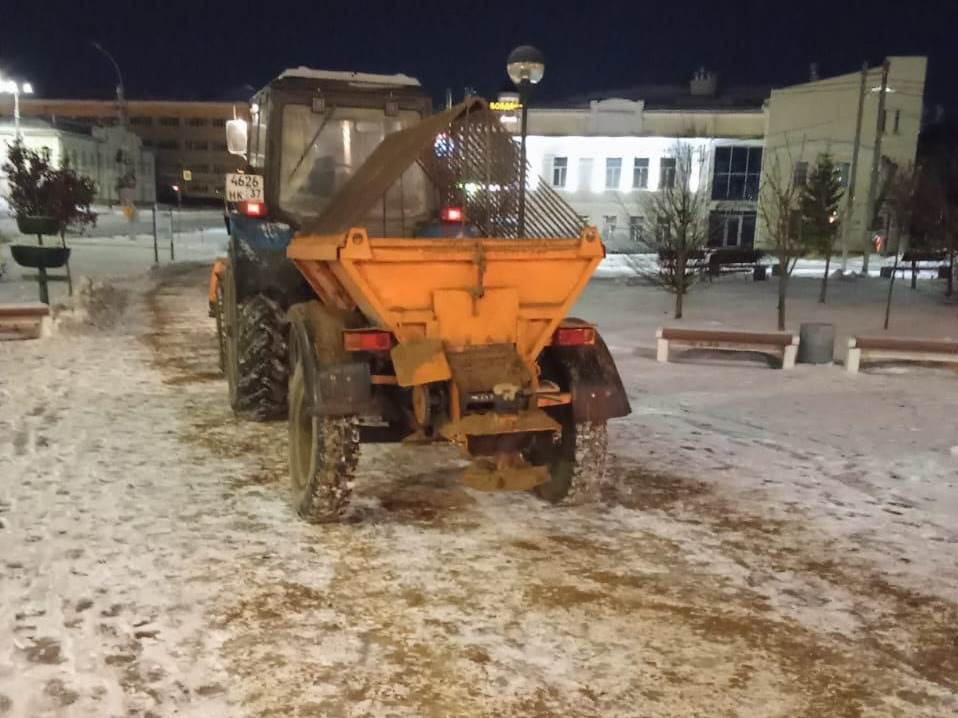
301 99 586 239
417 102 585 239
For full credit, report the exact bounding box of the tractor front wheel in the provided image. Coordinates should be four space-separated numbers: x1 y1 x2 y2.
214 281 226 374
288 357 359 523
532 412 609 504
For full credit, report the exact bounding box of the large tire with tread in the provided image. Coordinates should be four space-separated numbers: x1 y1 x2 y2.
214 282 226 374
235 294 289 420
532 412 609 504
222 261 289 420
288 358 360 523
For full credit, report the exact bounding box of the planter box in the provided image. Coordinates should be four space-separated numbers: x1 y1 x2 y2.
10 245 71 269
16 216 60 236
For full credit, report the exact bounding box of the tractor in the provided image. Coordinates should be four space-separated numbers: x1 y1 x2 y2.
216 68 431 419
218 73 630 522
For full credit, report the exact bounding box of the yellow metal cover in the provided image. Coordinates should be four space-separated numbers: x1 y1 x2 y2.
390 338 452 387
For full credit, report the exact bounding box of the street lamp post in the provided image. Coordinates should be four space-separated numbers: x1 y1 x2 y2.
506 45 545 238
92 41 137 213
0 76 34 138
91 41 126 127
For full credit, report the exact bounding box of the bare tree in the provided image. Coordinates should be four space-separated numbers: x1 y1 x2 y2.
758 153 804 331
881 163 920 330
637 142 710 319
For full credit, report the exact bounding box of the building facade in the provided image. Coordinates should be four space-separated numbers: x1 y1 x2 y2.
763 56 927 256
505 57 927 253
1 98 249 202
0 119 155 206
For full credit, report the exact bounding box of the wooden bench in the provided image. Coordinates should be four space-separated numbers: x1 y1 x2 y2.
658 249 709 276
880 251 950 281
707 248 767 281
845 336 958 374
0 303 51 341
656 327 799 369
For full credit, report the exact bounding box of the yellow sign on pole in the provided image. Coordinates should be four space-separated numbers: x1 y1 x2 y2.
182 169 193 182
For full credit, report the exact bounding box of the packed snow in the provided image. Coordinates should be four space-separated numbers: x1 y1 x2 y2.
0 254 956 716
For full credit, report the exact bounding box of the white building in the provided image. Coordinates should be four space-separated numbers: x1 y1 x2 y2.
503 57 927 253
0 119 156 206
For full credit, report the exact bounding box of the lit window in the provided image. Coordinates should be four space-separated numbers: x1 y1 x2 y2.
836 162 851 187
552 157 568 188
605 157 622 190
602 214 617 240
633 158 649 189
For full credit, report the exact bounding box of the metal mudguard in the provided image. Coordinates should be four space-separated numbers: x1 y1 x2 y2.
542 330 631 424
228 213 312 307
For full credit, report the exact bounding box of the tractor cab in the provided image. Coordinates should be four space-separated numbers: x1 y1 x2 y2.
225 67 432 229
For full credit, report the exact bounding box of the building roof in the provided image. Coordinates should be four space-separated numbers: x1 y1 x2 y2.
536 83 771 112
0 117 94 139
277 67 421 87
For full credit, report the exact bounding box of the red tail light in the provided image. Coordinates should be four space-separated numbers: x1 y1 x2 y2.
440 206 463 222
343 329 394 352
552 325 596 347
238 200 265 217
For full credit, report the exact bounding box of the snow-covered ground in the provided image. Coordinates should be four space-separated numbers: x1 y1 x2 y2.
0 263 956 716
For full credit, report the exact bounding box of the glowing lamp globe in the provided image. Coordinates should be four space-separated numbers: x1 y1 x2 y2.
506 45 545 87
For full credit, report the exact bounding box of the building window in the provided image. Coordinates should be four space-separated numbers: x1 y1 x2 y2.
893 109 901 134
159 117 180 127
130 116 153 126
633 158 649 189
212 142 228 152
660 157 676 189
629 215 644 243
708 211 757 248
156 139 179 150
212 118 226 127
142 139 154 148
836 162 851 187
187 118 209 127
186 140 209 151
712 146 762 200
552 157 568 188
793 161 809 187
879 109 887 134
602 214 617 241
605 158 622 190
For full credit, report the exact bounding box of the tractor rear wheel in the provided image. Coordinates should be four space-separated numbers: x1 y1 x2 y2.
532 411 609 504
288 358 359 523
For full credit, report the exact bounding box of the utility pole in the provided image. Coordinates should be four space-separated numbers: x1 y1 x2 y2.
840 61 869 273
861 58 891 275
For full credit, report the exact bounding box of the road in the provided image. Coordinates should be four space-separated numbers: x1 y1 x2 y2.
0 264 955 717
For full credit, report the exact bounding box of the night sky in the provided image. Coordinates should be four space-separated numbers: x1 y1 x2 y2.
2 0 957 111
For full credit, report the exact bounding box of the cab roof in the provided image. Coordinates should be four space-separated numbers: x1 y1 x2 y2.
277 67 421 88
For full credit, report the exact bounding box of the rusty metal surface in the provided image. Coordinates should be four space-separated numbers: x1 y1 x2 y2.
298 98 585 239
